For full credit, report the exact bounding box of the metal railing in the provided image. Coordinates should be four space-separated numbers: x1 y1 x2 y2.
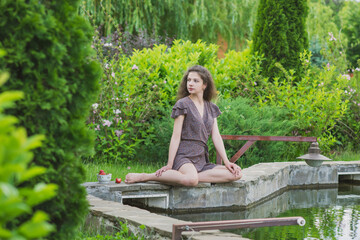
217 135 317 164
172 216 306 240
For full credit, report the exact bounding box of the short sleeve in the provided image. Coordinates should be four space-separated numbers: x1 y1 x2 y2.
171 100 188 119
210 102 221 118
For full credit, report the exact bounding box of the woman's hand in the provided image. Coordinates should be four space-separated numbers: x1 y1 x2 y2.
225 162 242 176
155 165 172 177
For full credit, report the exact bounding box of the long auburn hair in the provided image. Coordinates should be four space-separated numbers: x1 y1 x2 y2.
177 65 217 101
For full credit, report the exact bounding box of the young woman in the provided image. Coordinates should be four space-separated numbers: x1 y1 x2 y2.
125 65 242 186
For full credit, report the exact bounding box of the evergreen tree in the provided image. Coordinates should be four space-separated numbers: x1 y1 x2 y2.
0 0 101 239
252 0 309 80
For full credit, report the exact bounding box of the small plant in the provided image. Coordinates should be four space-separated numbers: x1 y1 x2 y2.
77 221 150 240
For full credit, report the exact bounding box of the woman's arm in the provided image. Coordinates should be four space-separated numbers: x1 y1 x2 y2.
155 115 184 176
211 118 241 175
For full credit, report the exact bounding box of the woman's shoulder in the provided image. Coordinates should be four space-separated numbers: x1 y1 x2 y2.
171 97 190 119
207 101 221 117
177 96 190 104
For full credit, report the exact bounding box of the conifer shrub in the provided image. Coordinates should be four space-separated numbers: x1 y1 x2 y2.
0 60 57 240
0 1 101 239
252 0 309 80
339 1 360 68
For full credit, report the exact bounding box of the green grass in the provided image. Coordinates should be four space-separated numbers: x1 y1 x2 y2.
332 150 360 161
82 160 162 182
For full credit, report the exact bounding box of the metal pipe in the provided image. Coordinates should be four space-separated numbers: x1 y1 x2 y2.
172 216 306 240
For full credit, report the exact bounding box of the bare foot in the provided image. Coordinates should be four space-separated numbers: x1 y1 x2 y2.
125 173 148 184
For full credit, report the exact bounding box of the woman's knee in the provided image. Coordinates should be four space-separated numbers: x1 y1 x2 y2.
180 176 199 186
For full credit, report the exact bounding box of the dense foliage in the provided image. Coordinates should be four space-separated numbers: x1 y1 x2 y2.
0 0 102 239
79 0 259 50
252 0 309 80
340 1 360 68
0 66 57 239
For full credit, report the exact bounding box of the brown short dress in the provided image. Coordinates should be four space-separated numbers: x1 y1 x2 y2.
171 96 222 172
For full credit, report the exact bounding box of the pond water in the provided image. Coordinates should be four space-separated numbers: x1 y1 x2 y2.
167 183 360 240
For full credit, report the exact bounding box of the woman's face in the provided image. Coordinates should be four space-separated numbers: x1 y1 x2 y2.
187 72 206 95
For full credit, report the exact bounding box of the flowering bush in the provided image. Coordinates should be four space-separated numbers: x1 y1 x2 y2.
333 69 360 150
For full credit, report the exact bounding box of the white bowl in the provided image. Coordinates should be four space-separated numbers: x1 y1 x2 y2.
97 173 112 184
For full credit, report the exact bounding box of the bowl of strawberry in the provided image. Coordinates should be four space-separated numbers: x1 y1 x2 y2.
97 170 112 184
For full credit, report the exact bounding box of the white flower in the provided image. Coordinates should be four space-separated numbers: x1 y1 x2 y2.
342 74 351 80
104 43 113 47
115 130 124 137
132 64 139 70
111 72 115 78
92 103 99 109
113 109 121 114
102 120 113 127
328 32 336 41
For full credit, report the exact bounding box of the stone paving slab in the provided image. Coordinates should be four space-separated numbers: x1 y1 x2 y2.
86 194 249 239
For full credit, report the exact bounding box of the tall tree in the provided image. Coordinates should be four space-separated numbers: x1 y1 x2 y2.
0 0 101 239
252 0 309 80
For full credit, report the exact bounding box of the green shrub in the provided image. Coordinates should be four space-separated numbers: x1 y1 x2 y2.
211 45 266 100
0 1 102 239
214 97 297 167
141 97 296 168
258 51 350 153
0 67 57 239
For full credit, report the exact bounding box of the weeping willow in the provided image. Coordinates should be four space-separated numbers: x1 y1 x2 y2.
79 0 259 49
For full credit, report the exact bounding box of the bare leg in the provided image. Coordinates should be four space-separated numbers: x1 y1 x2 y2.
125 163 199 186
198 165 242 183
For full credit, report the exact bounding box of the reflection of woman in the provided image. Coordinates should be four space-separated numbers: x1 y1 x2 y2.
125 65 242 186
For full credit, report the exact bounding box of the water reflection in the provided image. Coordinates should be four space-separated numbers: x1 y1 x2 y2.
168 184 360 239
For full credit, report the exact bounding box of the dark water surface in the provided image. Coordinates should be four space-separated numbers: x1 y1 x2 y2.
167 184 360 239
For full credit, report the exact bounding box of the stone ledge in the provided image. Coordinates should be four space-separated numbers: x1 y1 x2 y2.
83 161 360 212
